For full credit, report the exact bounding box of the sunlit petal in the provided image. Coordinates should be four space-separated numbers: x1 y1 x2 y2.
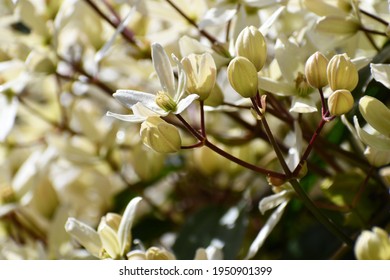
118 197 142 256
152 43 176 97
174 94 199 114
65 218 102 258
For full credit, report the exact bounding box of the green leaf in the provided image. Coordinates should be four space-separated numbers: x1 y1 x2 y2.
172 203 248 259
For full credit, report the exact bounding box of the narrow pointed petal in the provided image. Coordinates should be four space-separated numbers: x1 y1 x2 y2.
65 218 102 258
132 102 159 118
289 96 318 113
98 223 121 259
174 94 199 114
106 111 146 122
259 190 293 215
245 201 289 259
259 6 285 35
118 197 142 256
152 43 176 96
371 64 390 89
258 76 295 96
172 54 187 101
113 90 155 109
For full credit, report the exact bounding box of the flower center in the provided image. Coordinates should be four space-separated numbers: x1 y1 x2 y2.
155 91 177 112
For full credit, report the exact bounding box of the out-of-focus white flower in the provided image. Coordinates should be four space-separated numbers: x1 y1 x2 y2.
65 197 142 259
371 63 390 89
355 227 390 260
258 37 318 113
245 188 293 259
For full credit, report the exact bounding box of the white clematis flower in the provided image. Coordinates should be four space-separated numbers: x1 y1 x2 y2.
110 43 199 117
65 197 142 259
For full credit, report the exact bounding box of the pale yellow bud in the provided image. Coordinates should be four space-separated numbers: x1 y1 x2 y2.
181 53 216 101
327 54 359 91
235 26 267 71
305 51 329 89
227 56 258 98
155 91 177 112
140 117 181 153
145 247 176 260
327 89 354 116
355 227 390 260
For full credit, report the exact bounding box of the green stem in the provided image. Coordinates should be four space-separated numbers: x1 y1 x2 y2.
289 179 354 247
250 97 292 176
250 96 354 247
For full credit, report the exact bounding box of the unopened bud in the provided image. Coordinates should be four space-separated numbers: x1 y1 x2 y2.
155 91 177 112
140 117 181 153
305 51 329 88
327 54 359 91
181 53 216 100
227 56 258 98
355 227 390 260
327 89 354 116
145 247 176 260
235 26 267 71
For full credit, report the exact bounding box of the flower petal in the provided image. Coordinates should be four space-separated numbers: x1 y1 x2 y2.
98 223 121 259
65 218 102 258
118 197 142 256
258 76 295 96
289 96 318 113
113 90 166 115
371 63 390 89
174 94 199 114
152 43 176 97
0 95 18 142
106 111 146 122
354 117 390 150
259 190 293 215
245 201 289 259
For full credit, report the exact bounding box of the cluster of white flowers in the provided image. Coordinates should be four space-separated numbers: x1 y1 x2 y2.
0 0 389 260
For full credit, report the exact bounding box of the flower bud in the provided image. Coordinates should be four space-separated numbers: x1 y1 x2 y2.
235 26 267 71
145 247 176 260
327 89 354 116
140 117 181 153
359 96 390 137
227 56 258 98
354 227 390 260
155 91 177 112
181 53 216 100
305 51 329 88
327 54 359 91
